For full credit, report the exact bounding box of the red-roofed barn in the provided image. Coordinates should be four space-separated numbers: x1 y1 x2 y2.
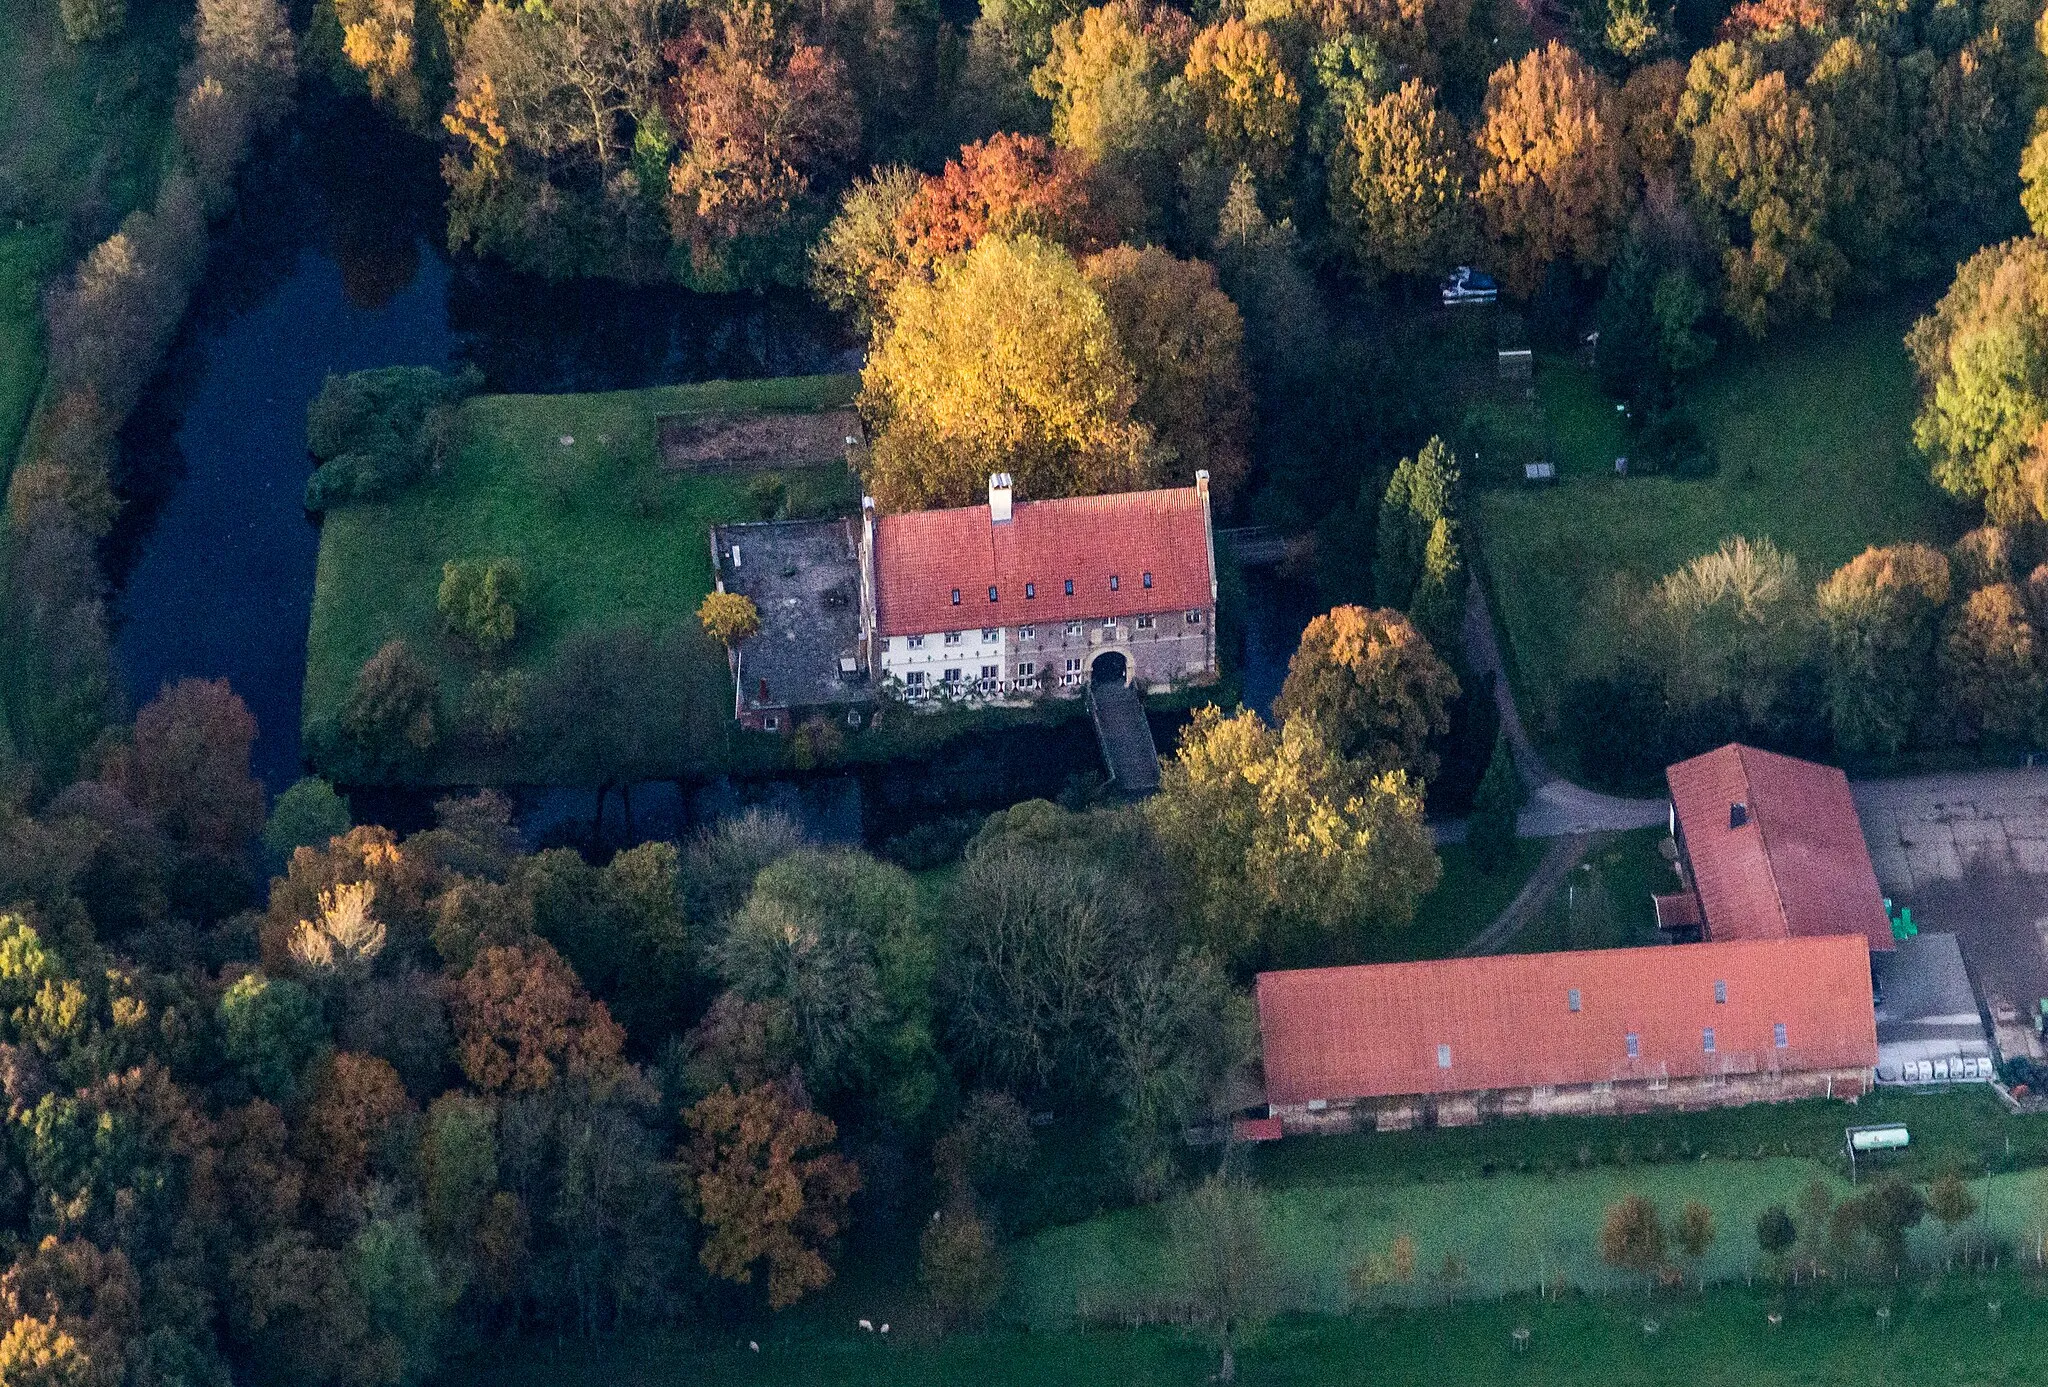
1663 744 1893 952
1257 936 1878 1133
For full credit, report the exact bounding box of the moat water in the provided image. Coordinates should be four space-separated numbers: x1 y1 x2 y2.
108 98 1308 845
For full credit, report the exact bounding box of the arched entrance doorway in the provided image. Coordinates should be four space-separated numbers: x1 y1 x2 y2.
1091 650 1128 686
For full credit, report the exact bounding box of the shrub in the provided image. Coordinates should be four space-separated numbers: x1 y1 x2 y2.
343 641 443 775
459 670 532 751
220 971 328 1100
304 367 478 509
59 0 126 42
263 777 352 872
437 558 524 658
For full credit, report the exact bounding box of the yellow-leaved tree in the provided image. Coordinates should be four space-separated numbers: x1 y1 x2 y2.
1147 706 1440 963
860 234 1159 510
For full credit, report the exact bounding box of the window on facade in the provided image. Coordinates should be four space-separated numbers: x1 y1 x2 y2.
907 635 924 649
1626 1032 1639 1059
1186 609 1202 624
944 631 962 645
1064 579 1074 595
1064 658 1081 672
980 665 998 680
763 716 779 731
1066 621 1082 635
1019 626 1034 640
1773 1023 1788 1049
1102 617 1116 630
1017 662 1036 677
1714 980 1727 1004
1702 1028 1716 1053
1109 574 1120 591
951 589 960 605
1135 615 1154 630
906 672 925 688
1026 582 1036 599
1436 1044 1452 1069
944 668 962 683
981 628 997 641
1567 988 1581 1013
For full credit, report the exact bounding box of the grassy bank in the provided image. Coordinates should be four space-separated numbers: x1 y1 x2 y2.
305 374 1096 784
305 375 856 780
441 1270 2048 1385
1369 836 1550 962
1473 301 1962 753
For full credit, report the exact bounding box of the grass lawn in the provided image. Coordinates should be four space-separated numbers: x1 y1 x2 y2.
1511 827 1673 955
1473 300 1963 754
305 375 859 781
1367 837 1550 962
437 1271 2048 1386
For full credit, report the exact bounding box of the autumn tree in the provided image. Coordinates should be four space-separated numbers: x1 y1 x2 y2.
1475 42 1628 296
860 234 1157 510
664 0 861 290
1083 245 1252 501
438 559 524 658
116 677 264 861
809 166 926 328
1908 238 2048 524
893 134 1105 286
296 1053 413 1210
1816 544 1951 754
1806 36 1913 284
1184 18 1302 186
919 1204 1003 1329
444 941 627 1094
341 641 442 777
1033 0 1195 233
1329 78 1469 279
197 0 297 129
1633 536 1813 724
1939 583 2045 744
696 591 760 654
681 1082 861 1308
1274 606 1459 781
335 0 429 123
1674 1199 1716 1279
1679 46 1841 336
1599 1193 1666 1284
1147 707 1440 961
59 0 124 42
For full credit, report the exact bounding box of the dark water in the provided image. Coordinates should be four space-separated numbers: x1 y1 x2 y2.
111 101 852 795
1239 568 1317 718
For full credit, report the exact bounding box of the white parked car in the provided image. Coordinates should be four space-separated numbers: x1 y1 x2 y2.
1440 266 1499 305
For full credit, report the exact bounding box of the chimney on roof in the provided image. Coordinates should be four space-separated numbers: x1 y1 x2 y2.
1195 469 1209 500
1730 801 1749 829
989 473 1013 524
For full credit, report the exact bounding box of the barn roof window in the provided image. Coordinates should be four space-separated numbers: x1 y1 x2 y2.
1109 574 1120 591
1714 980 1727 1004
1567 988 1581 1012
1026 582 1036 599
1143 571 1153 588
1774 1022 1788 1048
1436 1044 1452 1069
950 589 961 605
1065 578 1074 595
1703 1028 1716 1054
1730 802 1749 828
1626 1033 1639 1059
989 586 998 602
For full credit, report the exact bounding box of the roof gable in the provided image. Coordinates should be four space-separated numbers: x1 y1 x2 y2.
872 486 1213 637
1667 744 1892 952
1256 936 1878 1106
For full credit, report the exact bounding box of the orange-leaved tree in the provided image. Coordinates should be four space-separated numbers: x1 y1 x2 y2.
681 1082 862 1308
444 941 628 1094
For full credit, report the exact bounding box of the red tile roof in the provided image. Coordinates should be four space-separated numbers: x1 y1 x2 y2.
1256 937 1877 1107
1666 744 1892 952
871 485 1214 638
1653 891 1703 930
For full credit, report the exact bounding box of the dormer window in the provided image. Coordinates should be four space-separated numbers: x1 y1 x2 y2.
989 586 998 602
1109 574 1120 591
1143 571 1152 588
950 589 961 606
1026 582 1036 599
1064 579 1074 596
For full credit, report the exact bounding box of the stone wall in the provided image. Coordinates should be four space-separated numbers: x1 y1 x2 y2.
1271 1066 1873 1135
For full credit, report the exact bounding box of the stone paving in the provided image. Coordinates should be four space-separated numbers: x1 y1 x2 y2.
1852 768 2048 895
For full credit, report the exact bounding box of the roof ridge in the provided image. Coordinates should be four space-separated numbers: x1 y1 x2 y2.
1733 744 1795 939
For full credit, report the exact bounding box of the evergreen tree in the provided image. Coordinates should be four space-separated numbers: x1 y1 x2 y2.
1467 732 1523 873
1375 437 1460 612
